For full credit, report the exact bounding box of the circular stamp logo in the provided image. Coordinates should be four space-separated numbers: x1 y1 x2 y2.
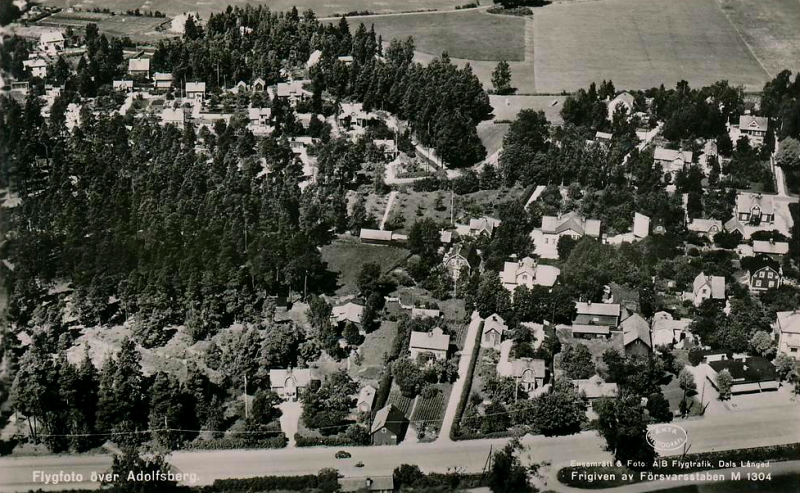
646 424 688 451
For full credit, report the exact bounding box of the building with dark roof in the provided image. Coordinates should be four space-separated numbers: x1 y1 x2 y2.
707 356 778 394
370 404 408 445
621 313 651 357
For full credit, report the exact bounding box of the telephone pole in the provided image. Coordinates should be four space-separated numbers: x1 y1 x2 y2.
244 375 249 419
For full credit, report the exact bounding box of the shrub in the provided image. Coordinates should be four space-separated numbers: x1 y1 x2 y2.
451 319 484 439
190 433 287 450
687 347 704 366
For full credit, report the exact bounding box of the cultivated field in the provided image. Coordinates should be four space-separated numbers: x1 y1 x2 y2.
532 0 771 92
716 0 800 77
41 0 462 18
362 10 526 61
411 383 452 429
36 9 172 41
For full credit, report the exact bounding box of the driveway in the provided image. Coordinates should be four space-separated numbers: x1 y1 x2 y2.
437 312 483 442
278 400 303 447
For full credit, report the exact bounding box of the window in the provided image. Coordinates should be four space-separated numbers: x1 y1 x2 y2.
791 348 798 353
768 272 774 279
769 281 775 288
755 280 762 287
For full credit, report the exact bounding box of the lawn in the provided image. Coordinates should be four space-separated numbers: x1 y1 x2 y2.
716 0 800 77
40 0 461 18
382 191 453 234
351 320 397 381
362 10 526 61
532 0 771 93
490 95 566 124
662 377 704 417
477 122 508 159
320 236 409 296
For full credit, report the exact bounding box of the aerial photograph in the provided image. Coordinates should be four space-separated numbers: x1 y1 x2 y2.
0 0 799 492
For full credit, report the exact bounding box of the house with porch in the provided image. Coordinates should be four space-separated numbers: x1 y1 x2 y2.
574 302 621 327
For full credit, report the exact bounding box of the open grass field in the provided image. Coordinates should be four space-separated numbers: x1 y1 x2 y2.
351 320 396 381
320 236 409 296
361 10 526 61
532 0 771 93
716 0 800 77
41 0 461 18
490 95 566 124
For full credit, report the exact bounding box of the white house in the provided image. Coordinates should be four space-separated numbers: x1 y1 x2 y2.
332 301 364 326
654 147 693 179
270 368 317 400
160 107 186 129
690 272 725 307
39 31 65 55
738 115 768 146
607 92 635 121
687 218 722 238
276 79 312 106
112 80 134 92
531 212 601 259
23 58 47 78
153 72 174 90
775 311 800 359
357 385 377 413
185 82 207 100
409 327 450 362
127 58 150 78
455 216 501 237
500 256 560 291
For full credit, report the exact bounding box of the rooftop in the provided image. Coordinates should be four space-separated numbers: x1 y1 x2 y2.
708 357 777 383
409 327 450 352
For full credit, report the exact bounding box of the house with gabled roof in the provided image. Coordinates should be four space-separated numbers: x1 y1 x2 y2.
332 300 364 326
607 92 635 121
574 375 618 409
306 49 323 69
270 368 319 400
442 243 479 280
153 72 173 90
409 327 450 362
620 313 651 357
185 82 206 100
736 193 775 225
687 218 723 238
707 356 778 394
747 257 781 292
651 311 691 348
39 31 64 55
482 313 508 350
500 256 560 292
574 301 621 327
127 58 150 78
774 310 800 359
357 385 377 413
654 147 693 179
738 115 768 146
531 212 601 259
690 272 726 307
276 79 312 106
340 477 394 493
455 216 502 237
752 240 789 258
371 404 408 445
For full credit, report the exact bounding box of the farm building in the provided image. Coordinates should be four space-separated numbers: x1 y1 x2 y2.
371 404 408 445
482 313 508 350
707 356 778 394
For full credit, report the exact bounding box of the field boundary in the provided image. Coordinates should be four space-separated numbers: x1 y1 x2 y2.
712 0 772 79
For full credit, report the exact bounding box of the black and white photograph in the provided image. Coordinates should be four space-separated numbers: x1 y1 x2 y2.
0 0 799 492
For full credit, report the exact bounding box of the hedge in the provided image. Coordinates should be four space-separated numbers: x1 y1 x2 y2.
450 319 484 440
212 474 320 492
189 433 287 450
557 442 800 489
294 433 366 448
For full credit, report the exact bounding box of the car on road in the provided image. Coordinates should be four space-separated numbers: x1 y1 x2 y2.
335 450 351 459
355 461 364 467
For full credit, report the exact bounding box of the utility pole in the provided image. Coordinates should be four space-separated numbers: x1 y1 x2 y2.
244 374 249 419
450 191 454 226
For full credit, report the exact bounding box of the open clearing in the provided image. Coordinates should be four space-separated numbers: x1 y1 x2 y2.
489 95 566 124
320 236 409 296
362 10 526 61
41 0 463 19
716 0 800 77
532 0 771 92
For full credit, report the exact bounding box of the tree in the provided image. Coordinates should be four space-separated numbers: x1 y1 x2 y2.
678 368 697 417
774 353 796 381
301 370 357 433
688 347 704 366
392 357 426 397
394 464 425 489
716 369 733 401
0 0 21 26
491 61 513 95
481 401 511 433
474 271 512 319
749 331 777 359
557 235 578 260
488 441 532 493
407 218 442 258
343 321 362 345
776 137 800 171
357 262 383 296
646 392 673 423
559 344 595 379
594 393 656 469
529 378 587 436
260 323 302 368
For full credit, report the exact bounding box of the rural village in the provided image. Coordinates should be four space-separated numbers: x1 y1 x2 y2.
0 0 799 492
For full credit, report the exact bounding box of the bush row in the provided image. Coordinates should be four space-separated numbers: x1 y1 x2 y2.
294 433 366 448
189 433 287 450
212 474 322 492
450 319 484 440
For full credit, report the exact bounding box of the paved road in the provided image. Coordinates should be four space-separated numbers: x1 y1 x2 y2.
437 312 483 442
1 401 797 492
